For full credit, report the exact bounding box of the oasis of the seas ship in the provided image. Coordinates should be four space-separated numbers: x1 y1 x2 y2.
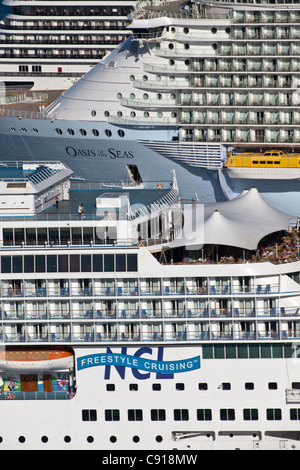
0 0 135 91
1 161 300 450
0 0 300 213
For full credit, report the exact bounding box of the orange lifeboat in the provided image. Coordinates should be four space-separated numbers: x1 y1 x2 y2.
0 348 74 371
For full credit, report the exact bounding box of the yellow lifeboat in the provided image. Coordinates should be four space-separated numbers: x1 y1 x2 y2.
0 348 74 371
224 150 300 179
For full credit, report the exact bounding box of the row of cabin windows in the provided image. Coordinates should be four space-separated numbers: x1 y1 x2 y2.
3 226 117 246
106 381 300 392
82 408 300 422
203 343 296 359
0 253 138 274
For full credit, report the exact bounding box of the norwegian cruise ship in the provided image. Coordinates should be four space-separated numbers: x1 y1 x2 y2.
1 161 300 451
0 0 300 212
0 0 135 91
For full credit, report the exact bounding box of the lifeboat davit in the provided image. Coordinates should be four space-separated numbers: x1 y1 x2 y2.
0 349 74 371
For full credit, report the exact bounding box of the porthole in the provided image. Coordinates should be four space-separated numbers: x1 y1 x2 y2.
170 93 176 100
92 129 99 136
168 43 174 50
156 75 161 81
118 130 125 137
110 436 117 443
41 436 48 443
32 128 38 133
67 128 74 135
183 27 189 34
130 111 136 118
64 435 71 443
87 436 94 443
80 128 87 136
117 93 122 99
55 128 62 135
129 75 135 81
9 127 16 132
144 111 149 118
18 436 26 443
184 43 190 50
171 27 176 33
157 93 162 100
143 93 149 100
0 437 3 443
155 43 160 49
156 435 163 443
91 110 96 117
171 111 177 118
130 93 135 99
117 111 123 117
133 435 140 443
211 27 217 34
104 111 110 117
169 59 175 66
212 43 218 50
21 127 27 132
226 27 231 34
157 111 163 118
170 75 175 81
142 75 148 81
105 129 112 137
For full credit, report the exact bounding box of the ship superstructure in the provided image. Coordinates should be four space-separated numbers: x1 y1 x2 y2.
0 0 135 91
0 162 300 450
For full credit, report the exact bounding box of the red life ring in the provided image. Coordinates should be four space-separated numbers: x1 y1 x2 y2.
7 393 14 400
138 240 145 247
157 183 163 189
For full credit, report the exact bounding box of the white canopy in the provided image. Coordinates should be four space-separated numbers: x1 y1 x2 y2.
169 187 293 250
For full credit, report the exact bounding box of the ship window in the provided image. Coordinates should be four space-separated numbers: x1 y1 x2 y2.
58 254 68 272
220 409 235 421
117 93 122 99
32 128 38 133
67 129 74 135
13 256 22 273
118 130 125 137
267 161 273 164
197 409 212 421
198 383 208 390
211 27 217 34
260 161 266 164
70 255 80 272
130 112 136 118
127 254 137 271
117 111 123 117
110 436 117 443
152 384 161 391
129 75 135 81
176 383 184 390
266 409 282 420
82 409 97 421
253 160 258 164
79 129 87 136
91 110 96 117
92 129 99 136
128 409 143 421
106 384 115 391
268 382 278 390
105 129 112 137
116 254 126 272
168 43 174 50
130 93 135 99
24 255 34 273
245 382 254 390
104 254 114 272
10 127 16 132
184 43 190 50
104 111 109 117
183 27 189 34
47 255 57 272
55 128 62 135
174 409 189 421
35 255 45 273
105 410 120 421
129 384 138 391
143 94 149 100
81 254 91 272
290 409 300 420
243 409 258 420
274 161 280 164
1 256 11 273
21 128 27 132
142 75 148 81
93 254 103 272
151 409 166 421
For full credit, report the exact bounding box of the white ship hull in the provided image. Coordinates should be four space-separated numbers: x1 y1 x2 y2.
0 344 300 450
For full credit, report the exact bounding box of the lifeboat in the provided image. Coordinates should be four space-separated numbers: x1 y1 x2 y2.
224 150 300 179
0 348 74 372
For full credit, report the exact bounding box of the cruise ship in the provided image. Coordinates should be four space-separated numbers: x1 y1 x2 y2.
0 0 135 91
0 0 300 213
1 160 300 450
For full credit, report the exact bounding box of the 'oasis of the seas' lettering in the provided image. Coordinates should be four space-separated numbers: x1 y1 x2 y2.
65 146 134 159
77 347 201 380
